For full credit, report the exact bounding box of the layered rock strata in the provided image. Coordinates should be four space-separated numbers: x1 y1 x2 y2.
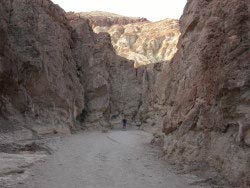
70 12 180 67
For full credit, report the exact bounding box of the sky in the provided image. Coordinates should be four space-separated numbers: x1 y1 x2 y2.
51 0 187 21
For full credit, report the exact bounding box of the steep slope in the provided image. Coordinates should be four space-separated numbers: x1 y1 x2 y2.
0 1 142 141
0 0 85 139
71 12 180 67
98 19 180 67
137 62 171 133
68 15 142 128
158 0 250 186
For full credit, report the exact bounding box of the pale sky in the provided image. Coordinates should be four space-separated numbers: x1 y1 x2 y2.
51 0 187 21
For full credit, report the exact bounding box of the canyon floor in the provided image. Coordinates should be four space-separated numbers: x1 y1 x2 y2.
0 129 212 188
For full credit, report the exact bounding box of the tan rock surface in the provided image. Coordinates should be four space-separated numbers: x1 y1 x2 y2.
72 12 180 67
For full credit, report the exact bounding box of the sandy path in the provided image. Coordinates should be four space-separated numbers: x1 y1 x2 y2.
13 130 209 188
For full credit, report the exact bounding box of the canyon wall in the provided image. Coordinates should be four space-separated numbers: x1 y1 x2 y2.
0 0 85 140
135 62 169 133
0 0 141 141
68 14 142 128
160 0 250 186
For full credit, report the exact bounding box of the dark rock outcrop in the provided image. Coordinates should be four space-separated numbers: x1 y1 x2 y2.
0 0 142 141
158 0 250 186
0 0 85 140
68 15 142 128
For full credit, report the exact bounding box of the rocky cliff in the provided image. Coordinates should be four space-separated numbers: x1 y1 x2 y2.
71 12 180 67
0 0 85 140
0 0 141 141
67 14 142 129
156 0 250 186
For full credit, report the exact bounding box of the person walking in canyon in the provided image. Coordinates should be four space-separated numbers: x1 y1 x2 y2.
122 118 127 129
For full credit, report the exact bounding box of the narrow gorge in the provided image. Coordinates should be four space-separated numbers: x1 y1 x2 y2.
0 0 249 187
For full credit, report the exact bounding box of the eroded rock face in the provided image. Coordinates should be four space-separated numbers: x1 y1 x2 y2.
70 12 180 67
68 15 142 128
0 1 142 139
161 0 250 186
95 19 180 68
137 62 169 133
0 0 85 139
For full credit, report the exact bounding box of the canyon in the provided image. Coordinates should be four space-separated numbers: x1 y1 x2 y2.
0 0 250 188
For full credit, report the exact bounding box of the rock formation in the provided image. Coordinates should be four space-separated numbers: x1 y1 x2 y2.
137 62 171 133
0 0 141 141
70 11 180 67
67 14 142 128
0 0 85 140
155 0 250 186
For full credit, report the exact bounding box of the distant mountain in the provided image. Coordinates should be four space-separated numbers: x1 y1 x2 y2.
68 11 180 67
67 11 149 28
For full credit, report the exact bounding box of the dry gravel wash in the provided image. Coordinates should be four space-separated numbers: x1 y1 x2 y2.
3 130 210 188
